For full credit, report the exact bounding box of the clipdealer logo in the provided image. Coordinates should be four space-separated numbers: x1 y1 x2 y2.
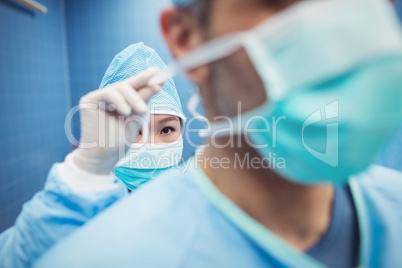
302 100 339 167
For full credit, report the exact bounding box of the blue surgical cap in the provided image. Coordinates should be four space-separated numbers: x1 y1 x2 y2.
100 42 186 121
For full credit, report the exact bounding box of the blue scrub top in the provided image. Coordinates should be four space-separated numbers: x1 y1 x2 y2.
32 158 402 268
307 185 360 267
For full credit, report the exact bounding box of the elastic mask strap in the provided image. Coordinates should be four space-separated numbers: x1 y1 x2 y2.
148 32 246 86
187 88 203 117
187 88 212 139
141 111 151 144
199 104 275 138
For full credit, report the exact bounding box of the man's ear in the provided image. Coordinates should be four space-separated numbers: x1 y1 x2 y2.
160 8 209 84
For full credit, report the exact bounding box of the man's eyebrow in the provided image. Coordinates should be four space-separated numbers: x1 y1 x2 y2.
157 116 180 125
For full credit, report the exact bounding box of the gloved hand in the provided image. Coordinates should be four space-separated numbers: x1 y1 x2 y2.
70 68 161 175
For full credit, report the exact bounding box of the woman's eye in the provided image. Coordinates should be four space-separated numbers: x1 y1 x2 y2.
161 127 175 135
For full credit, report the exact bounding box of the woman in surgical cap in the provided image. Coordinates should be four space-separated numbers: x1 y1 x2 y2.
99 42 186 191
0 43 186 268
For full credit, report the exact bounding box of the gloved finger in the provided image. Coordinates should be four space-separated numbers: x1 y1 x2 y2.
116 84 149 115
137 85 162 102
97 89 132 116
125 67 161 90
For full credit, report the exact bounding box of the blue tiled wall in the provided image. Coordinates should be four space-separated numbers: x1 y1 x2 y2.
0 0 71 231
64 0 203 160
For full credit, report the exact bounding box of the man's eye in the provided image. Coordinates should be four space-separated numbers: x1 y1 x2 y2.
161 127 175 135
138 130 142 135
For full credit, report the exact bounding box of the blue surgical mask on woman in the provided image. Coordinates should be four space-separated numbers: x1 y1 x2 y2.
115 140 183 190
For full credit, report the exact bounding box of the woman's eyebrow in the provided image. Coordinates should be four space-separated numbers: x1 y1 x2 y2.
157 116 180 125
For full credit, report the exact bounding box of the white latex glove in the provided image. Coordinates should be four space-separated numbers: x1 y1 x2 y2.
70 68 161 175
